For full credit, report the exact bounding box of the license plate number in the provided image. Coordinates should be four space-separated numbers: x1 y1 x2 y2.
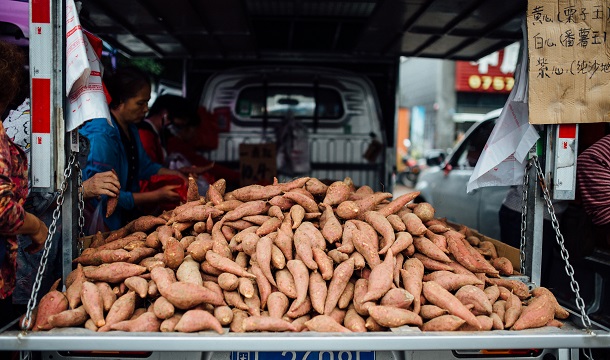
231 351 375 360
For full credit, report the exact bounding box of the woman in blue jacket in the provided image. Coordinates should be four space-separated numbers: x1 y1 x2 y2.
80 67 184 232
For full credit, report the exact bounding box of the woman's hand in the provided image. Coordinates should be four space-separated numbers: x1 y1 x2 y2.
153 184 181 202
82 170 121 199
21 213 49 253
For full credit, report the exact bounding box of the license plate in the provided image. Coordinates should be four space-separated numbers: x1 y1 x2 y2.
231 351 375 360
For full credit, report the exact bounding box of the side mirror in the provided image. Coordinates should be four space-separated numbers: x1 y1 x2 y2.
443 164 453 176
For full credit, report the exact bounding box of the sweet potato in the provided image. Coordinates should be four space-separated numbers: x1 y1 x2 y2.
328 249 349 263
153 296 175 320
353 278 374 317
363 211 395 254
131 215 166 233
98 291 137 332
48 306 88 328
224 290 249 311
269 244 286 270
231 184 283 202
380 288 414 310
362 249 395 302
293 225 318 270
354 192 393 213
286 259 309 312
212 305 233 326
206 250 255 279
504 293 522 328
174 309 224 334
84 262 146 283
336 221 356 254
386 231 413 255
328 307 347 324
124 276 149 298
423 271 484 292
491 257 513 276
268 292 290 319
320 203 343 243
229 309 249 333
401 212 427 236
84 318 98 332
309 271 328 315
511 294 555 331
81 281 105 327
311 247 333 281
531 287 569 319
413 202 435 222
336 201 360 220
420 304 447 320
323 181 351 205
73 248 131 266
238 277 256 299
176 255 203 286
274 215 294 261
305 178 328 196
369 305 423 328
413 236 451 263
485 278 530 300
242 315 297 332
377 191 420 217
343 307 366 332
421 314 465 331
223 200 269 222
385 214 406 232
492 300 506 323
275 269 298 299
484 285 500 304
66 265 85 309
249 263 271 308
478 241 498 259
400 257 424 314
349 222 381 269
455 285 492 315
283 191 318 213
286 295 312 319
151 268 225 309
422 281 481 329
160 313 183 332
338 281 355 309
324 258 355 315
305 315 351 332
96 282 116 311
349 251 366 270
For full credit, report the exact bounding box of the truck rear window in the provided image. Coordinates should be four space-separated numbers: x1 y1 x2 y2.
235 86 345 123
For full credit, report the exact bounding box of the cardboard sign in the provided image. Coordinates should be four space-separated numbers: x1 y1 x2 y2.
239 143 277 186
527 0 610 124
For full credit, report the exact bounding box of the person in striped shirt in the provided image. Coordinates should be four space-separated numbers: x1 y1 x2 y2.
576 132 610 240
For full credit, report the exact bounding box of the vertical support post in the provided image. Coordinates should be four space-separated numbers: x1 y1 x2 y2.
182 59 188 97
30 0 59 192
525 140 544 286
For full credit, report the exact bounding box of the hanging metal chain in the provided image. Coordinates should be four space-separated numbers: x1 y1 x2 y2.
519 160 532 274
75 160 86 254
531 155 593 331
20 153 78 331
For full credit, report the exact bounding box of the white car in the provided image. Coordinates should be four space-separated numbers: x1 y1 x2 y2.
415 109 509 240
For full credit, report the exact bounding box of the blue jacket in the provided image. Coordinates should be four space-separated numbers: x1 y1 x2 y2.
79 117 162 231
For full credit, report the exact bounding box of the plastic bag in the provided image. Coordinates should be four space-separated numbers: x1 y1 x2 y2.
85 199 108 236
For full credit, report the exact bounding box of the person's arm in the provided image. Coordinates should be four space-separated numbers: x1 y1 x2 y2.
132 184 181 207
81 170 121 199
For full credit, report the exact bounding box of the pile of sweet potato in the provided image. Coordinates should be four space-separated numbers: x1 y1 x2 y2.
28 176 569 333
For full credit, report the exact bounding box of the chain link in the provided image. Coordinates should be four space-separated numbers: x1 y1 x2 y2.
531 156 593 330
76 161 85 254
519 160 532 274
20 154 77 331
